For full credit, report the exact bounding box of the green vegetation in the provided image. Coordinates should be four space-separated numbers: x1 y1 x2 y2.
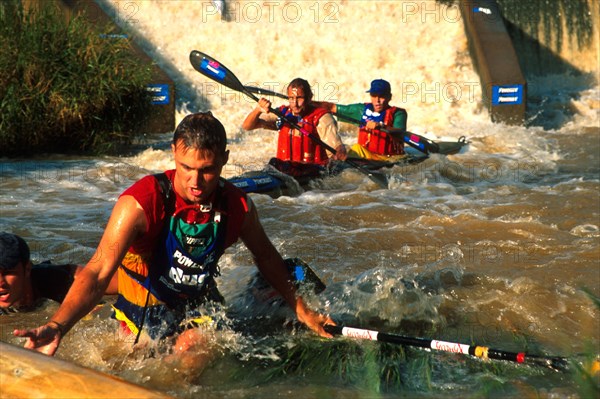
574 289 600 399
436 0 596 52
0 0 153 156
254 337 412 394
497 0 596 51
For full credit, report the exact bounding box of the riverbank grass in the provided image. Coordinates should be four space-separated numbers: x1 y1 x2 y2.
0 0 152 156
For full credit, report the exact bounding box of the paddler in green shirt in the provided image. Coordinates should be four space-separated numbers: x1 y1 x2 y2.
314 79 408 162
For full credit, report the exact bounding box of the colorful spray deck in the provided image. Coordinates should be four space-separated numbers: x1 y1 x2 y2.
228 139 468 197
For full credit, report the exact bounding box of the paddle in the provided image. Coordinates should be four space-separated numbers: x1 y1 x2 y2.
189 50 388 189
245 85 288 100
323 324 569 371
244 86 443 155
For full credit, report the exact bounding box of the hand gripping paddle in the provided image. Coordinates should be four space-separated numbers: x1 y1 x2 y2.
189 50 388 189
242 86 463 156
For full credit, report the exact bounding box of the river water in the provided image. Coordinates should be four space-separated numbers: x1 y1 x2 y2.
1 1 598 398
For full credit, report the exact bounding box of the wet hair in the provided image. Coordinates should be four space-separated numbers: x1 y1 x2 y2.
172 112 227 155
287 78 313 101
0 232 30 270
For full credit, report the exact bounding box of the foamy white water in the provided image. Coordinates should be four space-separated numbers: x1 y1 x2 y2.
97 0 491 170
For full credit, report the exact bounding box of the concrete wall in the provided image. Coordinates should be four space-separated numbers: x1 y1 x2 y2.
460 0 598 126
460 0 527 125
499 0 599 78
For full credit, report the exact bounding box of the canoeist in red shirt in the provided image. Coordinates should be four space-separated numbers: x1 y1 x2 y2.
15 112 335 365
242 78 347 178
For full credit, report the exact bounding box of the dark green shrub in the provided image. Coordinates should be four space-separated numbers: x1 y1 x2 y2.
0 0 153 156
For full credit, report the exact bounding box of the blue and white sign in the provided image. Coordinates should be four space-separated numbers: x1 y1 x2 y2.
473 7 492 15
146 84 171 105
492 84 523 105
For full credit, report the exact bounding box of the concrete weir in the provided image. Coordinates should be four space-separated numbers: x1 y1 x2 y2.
460 0 527 125
53 0 176 135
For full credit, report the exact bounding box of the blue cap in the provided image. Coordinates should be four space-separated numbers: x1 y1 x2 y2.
0 232 30 270
366 79 391 96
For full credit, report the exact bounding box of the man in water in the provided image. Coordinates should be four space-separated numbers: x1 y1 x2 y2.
15 112 334 357
0 232 117 314
242 77 347 177
314 79 407 161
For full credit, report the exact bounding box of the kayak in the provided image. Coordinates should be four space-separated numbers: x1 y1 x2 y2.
228 138 468 196
0 342 172 398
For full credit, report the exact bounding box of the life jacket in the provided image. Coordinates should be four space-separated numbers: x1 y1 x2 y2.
113 173 231 339
276 105 329 165
31 262 77 303
358 104 404 156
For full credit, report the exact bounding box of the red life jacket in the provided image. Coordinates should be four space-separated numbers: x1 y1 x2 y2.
358 104 404 156
276 105 329 165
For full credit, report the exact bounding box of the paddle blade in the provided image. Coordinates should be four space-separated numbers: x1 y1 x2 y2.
284 258 327 294
524 354 569 372
189 50 257 100
344 159 388 188
366 170 388 188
